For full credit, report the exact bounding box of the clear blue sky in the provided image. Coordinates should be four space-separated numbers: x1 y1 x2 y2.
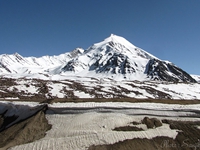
0 0 200 75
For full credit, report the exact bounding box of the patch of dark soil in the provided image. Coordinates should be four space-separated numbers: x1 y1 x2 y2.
39 98 54 104
113 126 143 132
0 109 52 150
88 119 200 150
45 98 200 105
131 121 141 125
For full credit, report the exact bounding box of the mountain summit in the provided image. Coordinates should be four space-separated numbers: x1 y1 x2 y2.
0 34 197 82
61 34 196 82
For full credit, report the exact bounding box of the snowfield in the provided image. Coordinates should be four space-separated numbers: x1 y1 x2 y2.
10 113 178 150
0 101 199 150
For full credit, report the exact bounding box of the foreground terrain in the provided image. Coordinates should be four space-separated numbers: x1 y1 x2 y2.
0 100 200 150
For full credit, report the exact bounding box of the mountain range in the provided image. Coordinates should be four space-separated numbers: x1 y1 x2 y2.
0 34 197 83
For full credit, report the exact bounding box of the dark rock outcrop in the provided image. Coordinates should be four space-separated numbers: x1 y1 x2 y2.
0 105 51 150
142 117 162 128
146 59 197 83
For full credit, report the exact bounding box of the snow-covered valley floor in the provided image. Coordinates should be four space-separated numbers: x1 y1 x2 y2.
1 101 199 150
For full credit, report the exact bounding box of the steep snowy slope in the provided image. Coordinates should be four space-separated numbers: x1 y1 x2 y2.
146 59 197 82
191 75 200 82
0 34 197 82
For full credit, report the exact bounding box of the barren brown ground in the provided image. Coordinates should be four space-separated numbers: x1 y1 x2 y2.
1 98 200 105
49 98 200 105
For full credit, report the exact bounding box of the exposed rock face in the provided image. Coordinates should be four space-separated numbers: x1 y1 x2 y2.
153 118 163 127
142 117 154 128
0 107 51 150
146 59 197 83
91 53 136 74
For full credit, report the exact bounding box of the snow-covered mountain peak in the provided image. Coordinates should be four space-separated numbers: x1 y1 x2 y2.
107 34 137 49
14 52 20 56
86 34 157 61
0 34 197 83
60 34 196 82
69 48 84 58
61 35 159 78
92 34 136 51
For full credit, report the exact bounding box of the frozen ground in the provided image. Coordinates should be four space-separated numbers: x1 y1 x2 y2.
2 101 199 150
1 77 200 100
10 114 177 150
